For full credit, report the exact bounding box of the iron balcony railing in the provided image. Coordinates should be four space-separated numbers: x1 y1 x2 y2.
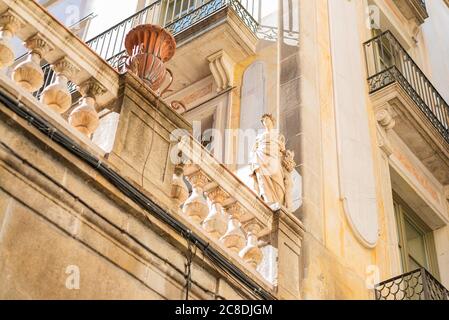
417 0 427 12
363 31 449 145
375 268 449 300
35 0 298 99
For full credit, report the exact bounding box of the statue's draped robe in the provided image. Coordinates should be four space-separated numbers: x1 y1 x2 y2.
250 131 285 205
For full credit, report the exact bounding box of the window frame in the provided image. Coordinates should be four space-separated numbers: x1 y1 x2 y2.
393 193 440 280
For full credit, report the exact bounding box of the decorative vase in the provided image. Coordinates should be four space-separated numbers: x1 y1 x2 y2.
12 53 44 92
220 217 246 253
120 24 176 93
182 186 209 223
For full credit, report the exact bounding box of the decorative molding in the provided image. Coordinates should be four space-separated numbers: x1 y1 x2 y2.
207 50 234 92
375 104 396 157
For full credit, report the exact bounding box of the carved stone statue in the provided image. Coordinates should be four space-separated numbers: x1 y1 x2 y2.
249 114 296 210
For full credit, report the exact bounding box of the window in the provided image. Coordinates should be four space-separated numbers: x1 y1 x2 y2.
394 195 440 279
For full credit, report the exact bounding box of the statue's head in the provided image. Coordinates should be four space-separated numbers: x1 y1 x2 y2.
261 113 275 130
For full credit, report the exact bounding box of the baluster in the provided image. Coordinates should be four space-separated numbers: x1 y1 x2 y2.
182 170 209 223
170 162 189 203
0 10 22 69
68 78 106 136
239 220 262 269
221 203 246 253
12 34 52 92
41 57 79 113
203 187 228 239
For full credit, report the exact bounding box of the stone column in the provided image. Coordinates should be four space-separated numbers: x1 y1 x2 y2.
239 220 263 269
0 10 23 69
170 163 189 204
221 202 246 253
203 187 228 239
13 34 52 92
69 78 106 136
182 170 209 223
41 57 79 113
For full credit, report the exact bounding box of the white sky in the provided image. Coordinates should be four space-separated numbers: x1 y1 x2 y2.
85 0 139 39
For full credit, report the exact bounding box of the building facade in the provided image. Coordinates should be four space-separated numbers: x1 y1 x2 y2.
0 0 448 300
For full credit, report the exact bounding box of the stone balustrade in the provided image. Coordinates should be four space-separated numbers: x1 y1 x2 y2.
0 0 119 137
172 135 275 272
0 0 304 296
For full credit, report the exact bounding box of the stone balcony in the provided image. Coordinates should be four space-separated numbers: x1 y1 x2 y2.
364 31 449 188
33 0 296 98
392 0 429 25
375 268 449 300
0 0 304 299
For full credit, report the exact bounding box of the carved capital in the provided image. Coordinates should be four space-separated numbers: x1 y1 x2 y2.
185 170 208 189
78 78 106 99
206 187 228 204
25 34 53 59
52 57 80 79
224 202 244 220
0 10 23 35
207 50 234 92
243 219 262 236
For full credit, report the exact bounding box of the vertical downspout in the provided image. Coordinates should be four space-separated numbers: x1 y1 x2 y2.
276 0 284 128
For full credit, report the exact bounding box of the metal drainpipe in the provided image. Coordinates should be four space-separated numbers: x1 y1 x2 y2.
276 0 284 129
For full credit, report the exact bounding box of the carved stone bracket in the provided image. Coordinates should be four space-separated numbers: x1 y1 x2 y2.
375 104 396 157
207 50 234 92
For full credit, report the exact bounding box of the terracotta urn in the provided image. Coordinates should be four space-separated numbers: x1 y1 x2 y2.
121 24 176 93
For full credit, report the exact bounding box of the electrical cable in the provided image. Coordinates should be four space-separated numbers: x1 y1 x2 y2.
0 89 276 301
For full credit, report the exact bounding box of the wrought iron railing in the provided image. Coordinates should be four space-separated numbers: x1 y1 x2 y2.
363 31 449 145
417 0 427 12
375 268 449 300
34 0 299 99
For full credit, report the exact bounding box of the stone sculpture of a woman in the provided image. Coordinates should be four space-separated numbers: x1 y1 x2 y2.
249 114 296 210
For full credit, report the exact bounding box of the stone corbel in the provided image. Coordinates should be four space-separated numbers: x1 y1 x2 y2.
207 50 234 92
375 104 396 157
